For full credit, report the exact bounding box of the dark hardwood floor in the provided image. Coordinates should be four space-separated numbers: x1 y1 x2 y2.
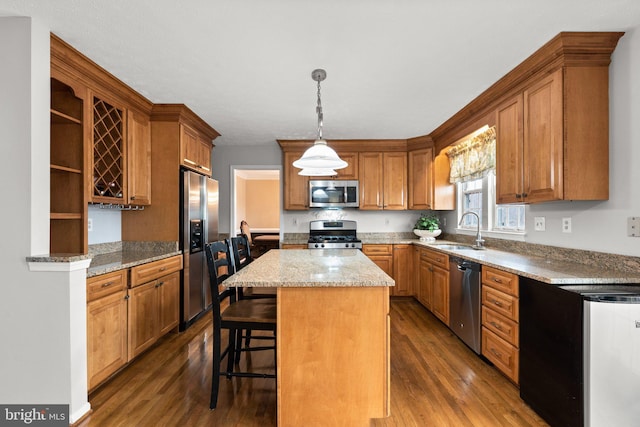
78 298 547 427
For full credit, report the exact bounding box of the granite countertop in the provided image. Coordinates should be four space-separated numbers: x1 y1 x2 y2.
414 240 640 285
87 248 182 278
283 232 640 285
224 249 395 288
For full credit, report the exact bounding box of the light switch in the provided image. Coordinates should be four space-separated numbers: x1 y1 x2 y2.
628 217 640 237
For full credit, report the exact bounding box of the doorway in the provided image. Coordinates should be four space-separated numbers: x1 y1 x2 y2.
230 166 282 255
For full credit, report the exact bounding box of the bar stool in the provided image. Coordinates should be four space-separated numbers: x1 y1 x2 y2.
204 240 277 410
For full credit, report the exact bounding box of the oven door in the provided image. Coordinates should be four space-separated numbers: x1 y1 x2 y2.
309 180 359 208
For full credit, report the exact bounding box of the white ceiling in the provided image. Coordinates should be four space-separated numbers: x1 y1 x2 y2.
2 0 639 147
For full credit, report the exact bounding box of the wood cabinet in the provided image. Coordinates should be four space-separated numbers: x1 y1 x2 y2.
335 152 359 179
281 244 308 249
362 244 412 297
408 147 433 210
481 266 519 383
392 244 412 296
416 247 450 325
362 244 393 276
128 256 183 360
51 33 154 253
49 76 87 254
121 105 219 242
126 109 152 205
496 66 611 204
282 151 309 210
180 123 212 176
86 270 128 391
359 152 407 210
86 256 182 389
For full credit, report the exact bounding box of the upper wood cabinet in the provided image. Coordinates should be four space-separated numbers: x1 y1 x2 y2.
359 152 407 210
127 109 152 205
283 151 310 210
51 34 154 224
335 152 359 179
408 147 433 210
496 66 611 204
122 104 219 242
180 123 213 176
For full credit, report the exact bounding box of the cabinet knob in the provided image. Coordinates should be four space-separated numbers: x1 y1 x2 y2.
101 282 113 288
493 277 503 283
493 300 503 307
490 321 502 330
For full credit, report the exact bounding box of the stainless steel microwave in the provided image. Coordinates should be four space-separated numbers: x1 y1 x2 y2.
309 180 359 208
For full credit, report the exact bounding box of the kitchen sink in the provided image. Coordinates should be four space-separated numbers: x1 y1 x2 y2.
430 244 474 250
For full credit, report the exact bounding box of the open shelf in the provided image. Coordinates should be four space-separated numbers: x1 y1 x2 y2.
50 77 87 254
51 108 82 125
50 213 83 220
51 164 82 174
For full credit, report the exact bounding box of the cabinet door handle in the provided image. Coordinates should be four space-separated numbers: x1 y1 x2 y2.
124 294 130 300
156 281 164 288
101 282 113 288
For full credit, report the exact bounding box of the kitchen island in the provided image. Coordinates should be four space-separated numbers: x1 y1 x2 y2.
224 249 394 427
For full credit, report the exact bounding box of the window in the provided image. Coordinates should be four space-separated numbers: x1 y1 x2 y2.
457 171 525 233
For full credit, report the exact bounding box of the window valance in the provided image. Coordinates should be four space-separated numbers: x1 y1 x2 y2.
447 126 496 183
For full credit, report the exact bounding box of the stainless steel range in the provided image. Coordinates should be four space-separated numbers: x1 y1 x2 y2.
308 220 362 249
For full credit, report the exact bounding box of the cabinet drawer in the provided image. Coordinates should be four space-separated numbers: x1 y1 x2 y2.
482 286 518 321
130 255 183 287
482 266 518 296
363 244 393 256
420 248 449 270
87 270 127 302
482 306 519 347
482 327 519 384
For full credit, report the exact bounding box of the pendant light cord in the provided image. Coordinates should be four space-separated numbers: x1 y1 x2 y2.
316 78 323 140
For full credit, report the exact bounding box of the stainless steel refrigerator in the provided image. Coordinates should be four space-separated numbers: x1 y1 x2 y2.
180 169 219 330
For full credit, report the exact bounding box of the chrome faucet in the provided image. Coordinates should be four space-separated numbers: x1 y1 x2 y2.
459 211 485 250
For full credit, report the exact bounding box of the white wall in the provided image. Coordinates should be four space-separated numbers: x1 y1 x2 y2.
441 28 640 257
0 17 90 422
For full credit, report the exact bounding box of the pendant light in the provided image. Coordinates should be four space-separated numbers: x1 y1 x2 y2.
292 69 348 175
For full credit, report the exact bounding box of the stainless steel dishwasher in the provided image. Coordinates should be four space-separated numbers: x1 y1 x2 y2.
449 256 482 354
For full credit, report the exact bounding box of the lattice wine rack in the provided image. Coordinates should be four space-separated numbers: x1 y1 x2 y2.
93 97 124 200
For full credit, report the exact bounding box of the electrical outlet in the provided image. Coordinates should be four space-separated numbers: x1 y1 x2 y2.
87 218 93 232
292 218 297 225
562 217 572 233
628 217 640 237
534 217 546 231
443 218 447 227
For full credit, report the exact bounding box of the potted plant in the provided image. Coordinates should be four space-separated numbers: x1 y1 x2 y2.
413 213 442 241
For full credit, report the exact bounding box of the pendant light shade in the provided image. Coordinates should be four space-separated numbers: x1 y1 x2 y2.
292 140 347 170
293 69 347 173
297 166 338 176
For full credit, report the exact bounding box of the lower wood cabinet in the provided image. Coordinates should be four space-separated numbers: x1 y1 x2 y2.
363 244 411 296
86 270 128 391
128 257 182 360
416 247 450 325
86 255 182 390
481 265 520 383
280 243 308 249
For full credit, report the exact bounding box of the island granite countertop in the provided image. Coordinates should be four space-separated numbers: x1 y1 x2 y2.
224 249 395 288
